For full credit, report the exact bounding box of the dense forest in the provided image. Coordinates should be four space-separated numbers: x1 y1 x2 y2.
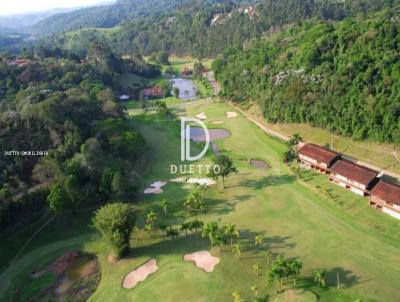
39 0 399 58
213 7 400 143
0 45 160 236
32 0 220 38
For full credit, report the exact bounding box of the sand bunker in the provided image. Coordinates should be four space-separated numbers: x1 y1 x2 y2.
211 120 224 125
171 177 216 186
184 251 220 273
195 112 207 120
122 259 158 289
226 111 238 118
144 181 167 194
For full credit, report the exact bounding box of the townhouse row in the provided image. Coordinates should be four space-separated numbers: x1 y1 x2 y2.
298 143 400 220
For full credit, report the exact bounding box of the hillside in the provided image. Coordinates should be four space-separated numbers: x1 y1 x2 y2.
32 0 218 38
37 0 399 57
214 7 400 143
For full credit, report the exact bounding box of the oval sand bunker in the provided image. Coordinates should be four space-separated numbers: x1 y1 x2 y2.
123 259 158 289
184 251 220 273
226 111 238 118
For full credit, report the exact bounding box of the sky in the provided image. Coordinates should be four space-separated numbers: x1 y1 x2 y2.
0 0 115 16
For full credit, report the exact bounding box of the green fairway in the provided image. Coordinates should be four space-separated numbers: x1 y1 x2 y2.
166 56 214 73
2 100 400 301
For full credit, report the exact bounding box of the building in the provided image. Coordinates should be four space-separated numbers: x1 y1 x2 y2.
8 58 29 67
329 160 379 196
298 143 340 174
181 68 193 76
119 95 130 101
143 86 164 99
369 180 400 220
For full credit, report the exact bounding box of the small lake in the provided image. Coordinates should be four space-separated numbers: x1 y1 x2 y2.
189 127 231 155
189 127 231 142
54 254 98 299
170 78 198 100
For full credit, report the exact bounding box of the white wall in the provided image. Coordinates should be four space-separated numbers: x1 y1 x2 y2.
383 207 400 220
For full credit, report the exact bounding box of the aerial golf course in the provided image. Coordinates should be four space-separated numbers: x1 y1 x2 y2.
2 99 400 302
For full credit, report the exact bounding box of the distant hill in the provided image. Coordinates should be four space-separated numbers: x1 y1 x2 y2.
32 0 217 37
0 8 81 31
41 0 400 58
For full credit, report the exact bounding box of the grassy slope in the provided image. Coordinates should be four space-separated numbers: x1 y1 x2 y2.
2 101 400 301
245 103 400 176
167 56 213 73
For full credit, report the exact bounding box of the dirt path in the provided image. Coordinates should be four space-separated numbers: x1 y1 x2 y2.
229 102 290 142
229 102 400 180
204 71 220 95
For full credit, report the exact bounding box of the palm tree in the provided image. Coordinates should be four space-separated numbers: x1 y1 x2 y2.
231 290 242 302
313 269 326 288
190 219 204 234
184 198 193 214
144 222 153 237
255 235 264 247
250 285 258 297
180 222 190 236
268 261 285 292
209 154 238 189
197 183 208 202
253 263 262 276
201 222 219 247
159 223 168 237
287 133 303 148
146 211 157 227
232 243 241 260
133 225 140 242
160 198 169 215
166 227 179 240
263 249 273 264
289 259 302 286
185 189 202 214
223 223 240 246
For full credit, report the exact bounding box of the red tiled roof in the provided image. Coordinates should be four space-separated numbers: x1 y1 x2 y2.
298 143 340 165
330 160 379 186
143 86 163 97
370 180 400 206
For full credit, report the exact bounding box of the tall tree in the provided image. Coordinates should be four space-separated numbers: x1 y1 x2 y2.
223 223 240 246
209 155 237 189
92 202 136 258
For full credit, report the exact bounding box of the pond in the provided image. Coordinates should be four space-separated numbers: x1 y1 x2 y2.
250 159 270 169
54 254 98 298
189 127 231 155
189 127 231 142
170 78 198 100
19 252 99 302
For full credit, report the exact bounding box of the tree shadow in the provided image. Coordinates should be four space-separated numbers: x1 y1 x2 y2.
239 175 296 190
266 235 296 250
234 230 296 259
325 267 360 288
127 233 209 259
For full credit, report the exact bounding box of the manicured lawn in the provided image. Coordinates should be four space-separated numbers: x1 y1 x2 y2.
166 56 214 73
2 101 400 302
194 78 214 97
